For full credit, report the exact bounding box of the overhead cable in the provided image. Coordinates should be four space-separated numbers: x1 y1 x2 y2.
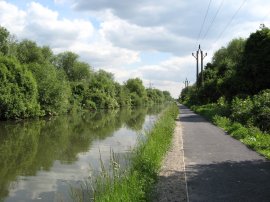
214 0 247 44
202 0 225 42
195 0 212 48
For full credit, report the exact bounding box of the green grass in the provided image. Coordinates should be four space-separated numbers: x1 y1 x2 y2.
72 104 178 202
192 105 270 159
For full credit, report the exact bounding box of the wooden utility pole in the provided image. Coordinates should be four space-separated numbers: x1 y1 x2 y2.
192 49 199 85
200 48 207 86
193 45 207 86
149 81 153 89
184 78 189 88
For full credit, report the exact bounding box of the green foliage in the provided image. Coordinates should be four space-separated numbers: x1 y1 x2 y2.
0 56 41 119
0 26 173 120
0 26 9 55
231 96 254 125
54 51 93 82
253 90 270 132
181 25 270 136
238 26 270 94
27 63 71 115
16 40 43 64
125 78 147 106
115 83 131 107
0 106 153 199
82 104 178 201
87 70 119 109
146 88 169 104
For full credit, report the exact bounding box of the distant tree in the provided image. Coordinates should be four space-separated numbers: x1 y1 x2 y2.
41 46 54 63
115 83 131 107
0 26 9 55
87 70 119 109
125 78 147 106
54 51 93 82
16 40 43 64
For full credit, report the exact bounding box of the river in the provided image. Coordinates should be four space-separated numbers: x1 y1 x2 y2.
0 106 165 202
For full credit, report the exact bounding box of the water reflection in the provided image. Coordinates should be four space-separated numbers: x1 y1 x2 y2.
0 105 165 202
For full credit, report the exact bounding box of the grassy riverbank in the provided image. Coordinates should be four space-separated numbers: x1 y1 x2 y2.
77 104 178 201
191 104 270 159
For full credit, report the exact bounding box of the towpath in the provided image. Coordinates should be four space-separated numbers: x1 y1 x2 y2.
153 104 270 202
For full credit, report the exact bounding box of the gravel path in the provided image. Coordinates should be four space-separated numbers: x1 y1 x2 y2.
152 116 187 202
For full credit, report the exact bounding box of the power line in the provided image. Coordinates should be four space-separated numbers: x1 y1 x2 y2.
201 0 225 42
195 0 212 49
214 0 247 44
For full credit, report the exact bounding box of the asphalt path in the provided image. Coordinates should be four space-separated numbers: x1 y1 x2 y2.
180 105 270 202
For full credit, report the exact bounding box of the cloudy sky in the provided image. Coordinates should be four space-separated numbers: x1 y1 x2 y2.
1 0 270 97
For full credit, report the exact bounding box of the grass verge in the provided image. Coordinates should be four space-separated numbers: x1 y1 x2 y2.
73 104 178 202
191 105 270 159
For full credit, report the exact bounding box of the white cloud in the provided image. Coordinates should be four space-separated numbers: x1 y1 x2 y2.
0 1 26 34
0 1 139 69
99 14 194 55
2 0 270 98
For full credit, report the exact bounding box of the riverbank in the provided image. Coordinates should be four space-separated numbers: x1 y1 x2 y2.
151 116 187 202
83 104 178 201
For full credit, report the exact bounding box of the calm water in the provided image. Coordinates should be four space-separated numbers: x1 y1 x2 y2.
0 106 164 202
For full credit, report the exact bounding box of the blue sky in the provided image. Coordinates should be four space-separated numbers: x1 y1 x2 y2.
1 0 270 97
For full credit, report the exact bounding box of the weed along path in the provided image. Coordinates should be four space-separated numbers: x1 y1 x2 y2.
180 105 270 202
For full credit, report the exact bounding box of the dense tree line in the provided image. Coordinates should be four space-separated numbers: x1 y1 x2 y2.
0 26 173 120
180 25 270 132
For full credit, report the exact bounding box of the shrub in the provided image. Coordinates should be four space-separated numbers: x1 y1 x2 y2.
253 90 270 132
231 96 254 125
213 115 231 131
0 56 41 119
230 125 249 140
27 63 71 115
216 96 230 116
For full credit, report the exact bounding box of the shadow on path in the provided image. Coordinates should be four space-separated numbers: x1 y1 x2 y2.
186 160 270 202
153 159 270 202
179 104 270 202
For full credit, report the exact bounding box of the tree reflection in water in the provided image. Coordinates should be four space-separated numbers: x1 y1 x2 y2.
0 105 165 201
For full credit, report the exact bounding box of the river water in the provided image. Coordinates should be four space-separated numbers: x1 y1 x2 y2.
0 106 164 202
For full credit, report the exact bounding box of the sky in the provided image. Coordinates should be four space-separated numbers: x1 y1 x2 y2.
1 0 270 98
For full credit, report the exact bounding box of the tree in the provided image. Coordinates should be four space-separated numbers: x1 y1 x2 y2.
0 26 9 55
16 40 43 64
125 78 147 106
238 26 270 94
87 70 119 109
27 62 72 115
0 56 41 119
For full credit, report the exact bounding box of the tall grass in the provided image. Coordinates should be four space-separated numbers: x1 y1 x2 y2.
72 104 178 202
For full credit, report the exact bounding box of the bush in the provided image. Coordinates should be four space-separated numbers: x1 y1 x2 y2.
253 90 270 132
230 124 249 140
231 96 254 125
27 63 71 115
213 115 231 131
0 56 41 119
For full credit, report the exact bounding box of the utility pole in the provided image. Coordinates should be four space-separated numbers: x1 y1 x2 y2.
149 81 153 89
192 49 199 85
192 45 207 86
183 78 189 88
200 47 207 87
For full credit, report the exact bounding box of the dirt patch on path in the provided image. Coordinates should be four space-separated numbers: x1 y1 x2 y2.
152 118 187 202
